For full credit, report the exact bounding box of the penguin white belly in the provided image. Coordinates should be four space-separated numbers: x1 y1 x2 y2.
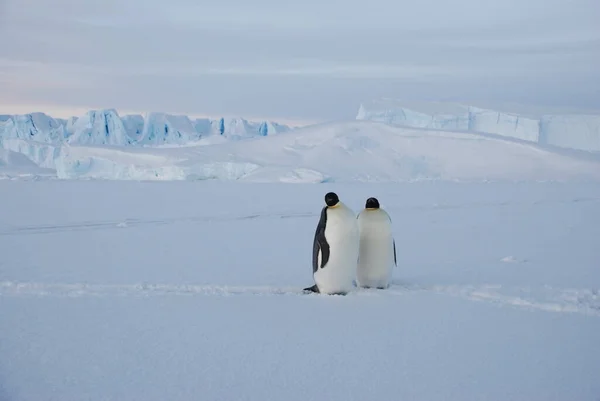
357 210 395 289
313 204 359 294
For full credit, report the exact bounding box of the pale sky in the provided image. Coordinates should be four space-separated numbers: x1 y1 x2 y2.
1 0 599 124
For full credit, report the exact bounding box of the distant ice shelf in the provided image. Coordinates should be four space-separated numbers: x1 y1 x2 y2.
2 104 600 183
0 109 291 148
0 109 291 168
356 100 600 153
52 120 600 182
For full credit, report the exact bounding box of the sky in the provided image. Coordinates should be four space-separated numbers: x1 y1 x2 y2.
1 0 599 124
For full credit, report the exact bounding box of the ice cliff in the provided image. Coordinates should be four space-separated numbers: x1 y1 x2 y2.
0 109 291 167
356 100 600 152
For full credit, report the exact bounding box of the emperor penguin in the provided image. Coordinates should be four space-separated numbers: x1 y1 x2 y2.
356 197 396 289
303 192 359 295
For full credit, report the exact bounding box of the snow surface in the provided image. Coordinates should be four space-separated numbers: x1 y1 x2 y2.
356 99 600 152
54 120 600 182
1 180 599 400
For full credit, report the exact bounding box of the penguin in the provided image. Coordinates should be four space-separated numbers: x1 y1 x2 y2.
303 192 359 295
356 197 396 289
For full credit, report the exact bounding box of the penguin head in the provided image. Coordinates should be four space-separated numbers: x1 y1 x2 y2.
324 192 340 207
365 197 380 209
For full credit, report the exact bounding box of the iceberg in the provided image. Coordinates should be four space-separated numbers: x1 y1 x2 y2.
67 109 133 146
0 109 292 168
1 138 61 169
356 100 600 152
137 113 201 146
0 112 67 144
539 115 600 152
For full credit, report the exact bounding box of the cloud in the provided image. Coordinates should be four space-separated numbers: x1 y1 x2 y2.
1 0 599 121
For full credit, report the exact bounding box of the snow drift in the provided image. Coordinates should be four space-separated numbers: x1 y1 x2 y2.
356 100 600 152
0 148 55 179
54 120 600 182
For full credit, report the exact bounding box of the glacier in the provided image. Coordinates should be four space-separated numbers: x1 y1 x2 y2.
356 100 600 152
0 109 291 167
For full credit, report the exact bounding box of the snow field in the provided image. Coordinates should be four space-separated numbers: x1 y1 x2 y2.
1 180 599 400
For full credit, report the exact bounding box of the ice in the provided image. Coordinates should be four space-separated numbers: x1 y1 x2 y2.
67 109 133 146
53 120 600 182
0 138 61 169
213 117 289 139
469 106 540 142
0 110 292 166
0 112 66 144
121 114 145 141
137 112 200 146
1 180 599 400
540 114 600 152
357 99 600 152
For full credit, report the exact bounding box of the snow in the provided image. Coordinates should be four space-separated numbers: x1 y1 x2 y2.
0 148 55 179
53 120 600 182
356 99 600 152
0 138 61 169
1 180 599 400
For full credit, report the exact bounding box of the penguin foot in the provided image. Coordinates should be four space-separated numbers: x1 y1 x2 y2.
302 284 320 293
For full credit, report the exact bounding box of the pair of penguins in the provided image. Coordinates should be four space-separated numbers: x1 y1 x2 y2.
303 191 396 295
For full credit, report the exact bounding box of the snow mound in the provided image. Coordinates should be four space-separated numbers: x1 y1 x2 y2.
0 148 55 179
55 145 260 181
1 138 61 169
357 100 600 152
54 120 600 182
55 146 186 180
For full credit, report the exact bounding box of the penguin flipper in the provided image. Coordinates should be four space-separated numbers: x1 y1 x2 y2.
393 239 397 266
312 206 330 273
